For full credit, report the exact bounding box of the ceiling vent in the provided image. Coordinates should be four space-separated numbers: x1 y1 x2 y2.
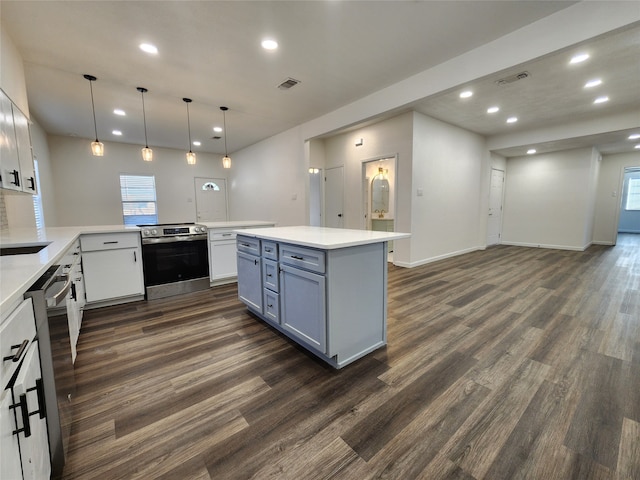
495 71 530 86
278 77 301 90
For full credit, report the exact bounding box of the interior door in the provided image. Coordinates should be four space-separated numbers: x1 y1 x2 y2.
324 166 344 228
487 168 504 246
194 177 228 222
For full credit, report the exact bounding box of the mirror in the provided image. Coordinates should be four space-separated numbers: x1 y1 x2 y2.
371 167 390 216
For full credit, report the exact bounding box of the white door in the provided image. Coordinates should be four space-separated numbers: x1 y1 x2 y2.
324 166 344 228
195 177 228 222
487 168 504 246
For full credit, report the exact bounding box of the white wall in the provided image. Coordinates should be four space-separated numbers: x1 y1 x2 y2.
48 135 231 226
322 112 413 264
228 126 307 227
593 151 640 243
410 112 487 266
502 147 597 250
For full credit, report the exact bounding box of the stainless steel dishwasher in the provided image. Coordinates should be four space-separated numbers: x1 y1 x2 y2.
24 264 76 479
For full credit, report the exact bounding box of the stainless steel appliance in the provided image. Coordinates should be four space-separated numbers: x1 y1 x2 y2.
24 264 76 479
139 223 210 300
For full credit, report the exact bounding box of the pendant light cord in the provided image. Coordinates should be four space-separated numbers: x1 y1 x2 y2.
186 102 193 152
223 109 228 157
88 80 99 142
141 90 149 148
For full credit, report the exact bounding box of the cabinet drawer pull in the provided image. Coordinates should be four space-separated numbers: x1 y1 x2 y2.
254 259 259 265
3 340 29 362
241 243 251 247
27 378 47 420
291 255 304 260
103 241 119 245
266 273 272 277
11 394 31 437
222 233 232 237
265 248 272 252
268 304 273 308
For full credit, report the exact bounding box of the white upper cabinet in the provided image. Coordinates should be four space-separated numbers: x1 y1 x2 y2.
0 89 36 194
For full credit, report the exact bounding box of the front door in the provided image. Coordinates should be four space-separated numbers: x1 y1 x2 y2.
487 168 504 246
194 177 228 222
324 166 344 228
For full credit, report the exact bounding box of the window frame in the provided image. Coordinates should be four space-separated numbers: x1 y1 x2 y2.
119 174 158 226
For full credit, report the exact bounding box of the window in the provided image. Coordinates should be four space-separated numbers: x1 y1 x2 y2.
626 178 640 211
119 174 158 226
32 159 45 229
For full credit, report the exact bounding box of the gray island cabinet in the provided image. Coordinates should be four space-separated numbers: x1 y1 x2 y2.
236 226 410 368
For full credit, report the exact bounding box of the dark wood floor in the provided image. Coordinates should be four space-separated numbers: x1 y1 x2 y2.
61 235 640 480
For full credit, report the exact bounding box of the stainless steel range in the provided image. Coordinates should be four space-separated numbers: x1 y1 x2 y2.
139 223 210 300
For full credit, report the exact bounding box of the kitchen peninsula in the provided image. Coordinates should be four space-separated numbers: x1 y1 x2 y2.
235 226 410 368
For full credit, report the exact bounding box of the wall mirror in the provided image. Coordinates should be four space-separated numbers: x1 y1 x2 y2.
371 167 390 214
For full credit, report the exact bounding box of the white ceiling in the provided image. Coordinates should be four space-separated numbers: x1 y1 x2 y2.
2 1 639 158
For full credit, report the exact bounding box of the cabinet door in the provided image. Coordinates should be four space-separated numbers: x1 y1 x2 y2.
0 90 21 192
263 258 279 292
0 390 23 480
12 105 36 193
13 341 51 480
210 240 238 281
83 248 144 302
280 264 326 353
237 251 262 313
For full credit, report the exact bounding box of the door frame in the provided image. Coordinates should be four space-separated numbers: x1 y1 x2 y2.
361 154 398 231
323 166 344 228
612 165 640 244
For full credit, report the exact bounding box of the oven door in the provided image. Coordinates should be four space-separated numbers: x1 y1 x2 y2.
141 236 209 287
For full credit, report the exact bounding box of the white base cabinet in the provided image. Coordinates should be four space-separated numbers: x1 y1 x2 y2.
81 232 144 304
236 233 388 368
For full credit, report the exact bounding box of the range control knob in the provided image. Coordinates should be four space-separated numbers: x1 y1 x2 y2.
143 229 150 236
151 229 158 235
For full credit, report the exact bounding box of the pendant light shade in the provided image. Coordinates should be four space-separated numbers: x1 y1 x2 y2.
137 87 153 162
84 74 104 156
220 106 231 169
183 98 196 165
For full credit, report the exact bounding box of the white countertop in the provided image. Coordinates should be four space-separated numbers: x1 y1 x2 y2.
237 226 410 249
0 225 140 315
0 220 275 315
201 221 275 229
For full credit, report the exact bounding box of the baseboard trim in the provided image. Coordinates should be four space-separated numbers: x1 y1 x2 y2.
394 246 484 268
500 241 588 252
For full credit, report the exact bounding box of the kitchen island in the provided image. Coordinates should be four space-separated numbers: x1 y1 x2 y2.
235 226 410 368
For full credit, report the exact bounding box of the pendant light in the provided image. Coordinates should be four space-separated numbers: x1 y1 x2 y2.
137 87 153 162
83 74 104 156
183 98 196 165
220 106 231 169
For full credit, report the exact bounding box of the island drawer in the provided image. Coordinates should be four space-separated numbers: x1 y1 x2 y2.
279 244 326 274
263 289 280 325
262 241 278 260
236 235 261 256
81 232 139 251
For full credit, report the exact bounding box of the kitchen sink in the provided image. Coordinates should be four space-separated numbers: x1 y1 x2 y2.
0 243 51 256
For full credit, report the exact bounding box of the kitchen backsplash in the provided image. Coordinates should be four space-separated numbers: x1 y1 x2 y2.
0 192 8 229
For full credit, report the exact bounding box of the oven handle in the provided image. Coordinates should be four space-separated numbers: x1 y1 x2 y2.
142 235 207 245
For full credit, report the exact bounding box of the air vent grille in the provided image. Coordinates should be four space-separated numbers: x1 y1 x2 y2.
496 71 530 86
278 77 301 90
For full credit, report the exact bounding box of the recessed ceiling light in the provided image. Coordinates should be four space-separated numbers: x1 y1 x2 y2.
261 39 278 50
570 53 589 64
459 90 473 99
627 133 640 140
506 117 518 123
635 144 640 149
112 130 122 136
139 43 158 54
213 126 222 133
192 141 201 146
593 96 609 104
527 149 536 154
113 109 126 116
584 79 602 88
487 106 499 114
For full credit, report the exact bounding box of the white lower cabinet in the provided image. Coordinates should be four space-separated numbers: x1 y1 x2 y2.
210 236 238 283
236 249 262 313
280 264 326 353
237 234 388 368
81 233 144 304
